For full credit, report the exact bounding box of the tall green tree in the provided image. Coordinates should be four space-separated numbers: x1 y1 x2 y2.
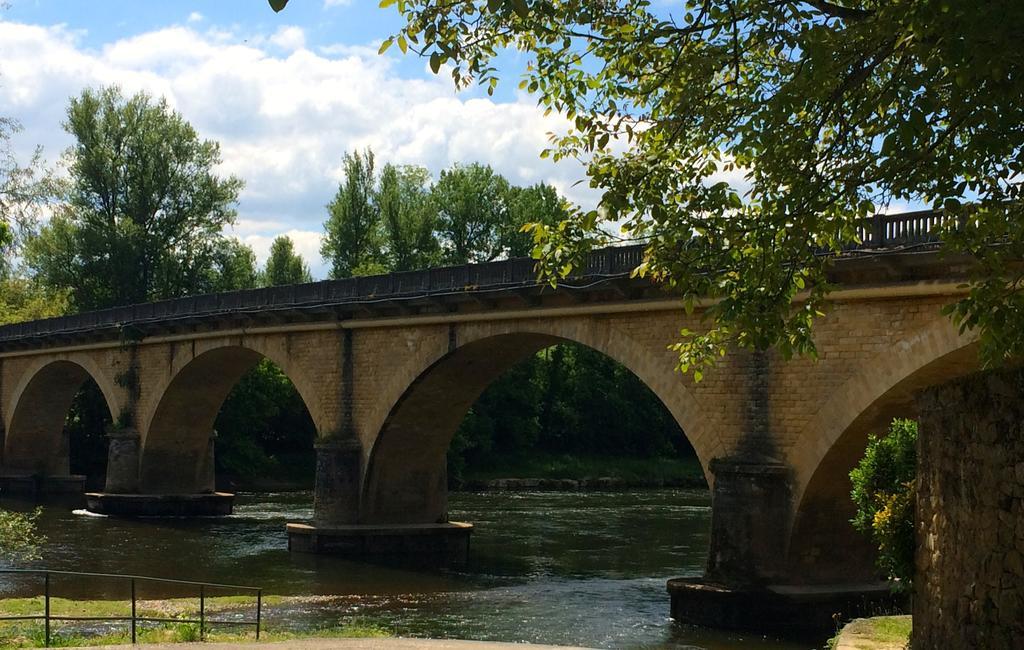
321 148 571 274
27 86 243 311
432 163 510 264
0 118 55 278
207 238 260 293
264 235 312 286
365 0 1024 376
215 359 317 483
449 341 691 482
379 163 441 271
503 182 569 257
0 278 69 325
322 149 385 278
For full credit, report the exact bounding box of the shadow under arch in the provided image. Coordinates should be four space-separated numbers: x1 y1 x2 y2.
785 318 979 582
139 345 319 494
361 330 710 525
4 358 119 476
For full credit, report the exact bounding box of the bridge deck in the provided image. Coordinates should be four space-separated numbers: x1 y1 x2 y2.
0 210 947 346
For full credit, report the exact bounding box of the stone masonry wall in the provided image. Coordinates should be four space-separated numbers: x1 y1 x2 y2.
0 287 977 585
915 368 1024 650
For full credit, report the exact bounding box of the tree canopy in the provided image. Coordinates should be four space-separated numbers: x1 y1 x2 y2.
0 115 64 325
322 149 386 278
307 0 1024 376
322 148 569 276
505 182 570 257
264 235 313 286
378 163 441 271
27 86 245 311
0 118 54 278
0 508 44 566
0 277 69 325
850 418 918 587
433 162 511 264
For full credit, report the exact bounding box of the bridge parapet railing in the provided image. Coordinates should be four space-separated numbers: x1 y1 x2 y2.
853 210 949 249
0 210 948 344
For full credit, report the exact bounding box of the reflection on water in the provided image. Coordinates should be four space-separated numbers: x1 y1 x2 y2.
0 489 812 649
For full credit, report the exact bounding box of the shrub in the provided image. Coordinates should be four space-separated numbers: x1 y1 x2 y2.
0 508 44 565
171 623 202 643
849 418 917 588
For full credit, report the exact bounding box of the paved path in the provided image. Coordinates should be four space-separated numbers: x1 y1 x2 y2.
67 639 591 650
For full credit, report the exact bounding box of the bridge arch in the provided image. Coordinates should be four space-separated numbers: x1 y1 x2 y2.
785 316 978 580
138 341 321 494
360 318 716 524
3 356 121 476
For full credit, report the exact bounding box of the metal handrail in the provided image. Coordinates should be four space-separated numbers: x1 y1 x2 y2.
0 569 262 646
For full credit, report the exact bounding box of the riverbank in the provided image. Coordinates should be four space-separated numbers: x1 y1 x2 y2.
0 596 596 649
64 638 590 649
217 456 709 493
0 595 384 648
458 476 706 490
454 455 706 490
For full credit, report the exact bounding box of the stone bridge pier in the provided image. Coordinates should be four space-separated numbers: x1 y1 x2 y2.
0 222 984 633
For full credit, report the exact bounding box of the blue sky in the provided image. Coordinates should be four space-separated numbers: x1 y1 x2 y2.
3 1 468 89
0 0 577 277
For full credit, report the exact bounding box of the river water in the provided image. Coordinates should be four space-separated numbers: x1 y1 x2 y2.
0 489 813 649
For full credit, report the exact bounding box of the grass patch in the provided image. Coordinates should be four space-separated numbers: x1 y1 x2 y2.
0 594 285 619
866 616 912 643
0 618 390 648
0 596 390 648
461 454 705 484
827 615 912 649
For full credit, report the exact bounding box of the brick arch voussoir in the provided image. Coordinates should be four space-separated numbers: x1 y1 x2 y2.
789 317 977 508
138 336 324 447
4 353 122 437
361 317 717 482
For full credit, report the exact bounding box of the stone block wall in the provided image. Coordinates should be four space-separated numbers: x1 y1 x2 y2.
915 368 1024 649
0 284 983 587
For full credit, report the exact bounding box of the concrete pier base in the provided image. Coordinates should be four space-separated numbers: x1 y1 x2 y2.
667 577 905 636
85 492 235 517
287 521 473 564
0 473 86 496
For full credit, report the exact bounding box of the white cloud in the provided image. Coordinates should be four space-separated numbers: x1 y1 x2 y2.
0 20 595 278
268 26 306 51
239 229 324 269
880 200 924 214
187 12 204 24
323 0 353 7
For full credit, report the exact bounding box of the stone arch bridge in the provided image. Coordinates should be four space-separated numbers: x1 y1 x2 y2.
0 211 978 622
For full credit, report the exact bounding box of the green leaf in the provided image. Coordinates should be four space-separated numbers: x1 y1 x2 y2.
880 133 898 157
429 52 442 73
268 0 289 11
378 37 394 55
510 0 529 19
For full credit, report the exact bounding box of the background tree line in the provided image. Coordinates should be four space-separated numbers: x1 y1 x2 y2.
1 85 696 488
